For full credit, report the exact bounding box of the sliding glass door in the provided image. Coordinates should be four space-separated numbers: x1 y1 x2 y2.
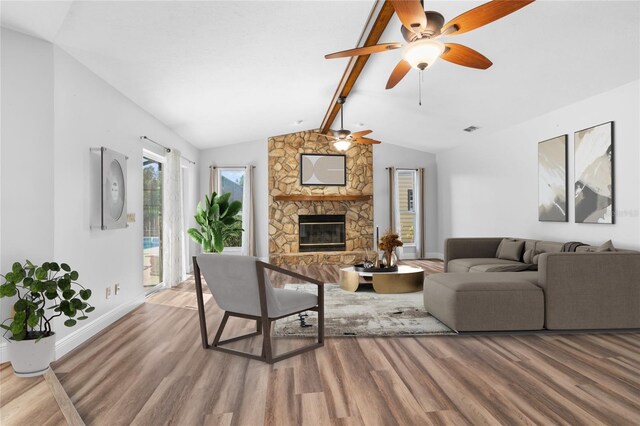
143 156 163 290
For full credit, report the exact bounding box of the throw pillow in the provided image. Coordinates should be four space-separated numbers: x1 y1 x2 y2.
497 239 525 261
595 240 616 252
495 238 515 257
523 249 535 264
532 253 540 265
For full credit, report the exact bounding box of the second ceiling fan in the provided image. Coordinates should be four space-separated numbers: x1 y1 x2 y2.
315 97 381 151
325 0 535 89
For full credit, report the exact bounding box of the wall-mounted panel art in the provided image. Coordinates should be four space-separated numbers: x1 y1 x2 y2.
574 121 614 224
538 135 568 222
300 154 346 186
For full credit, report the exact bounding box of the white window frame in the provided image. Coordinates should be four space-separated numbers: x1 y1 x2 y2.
215 167 246 252
394 169 421 260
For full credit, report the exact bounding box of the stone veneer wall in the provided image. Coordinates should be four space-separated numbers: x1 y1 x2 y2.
268 130 374 265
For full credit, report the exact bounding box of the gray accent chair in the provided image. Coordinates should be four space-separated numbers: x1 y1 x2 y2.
193 254 324 364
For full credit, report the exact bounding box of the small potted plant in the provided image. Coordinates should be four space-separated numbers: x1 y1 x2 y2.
0 260 94 377
187 192 243 253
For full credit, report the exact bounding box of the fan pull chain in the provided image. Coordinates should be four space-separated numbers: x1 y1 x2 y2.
418 70 423 106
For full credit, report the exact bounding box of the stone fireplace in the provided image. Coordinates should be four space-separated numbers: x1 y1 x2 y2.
268 130 373 266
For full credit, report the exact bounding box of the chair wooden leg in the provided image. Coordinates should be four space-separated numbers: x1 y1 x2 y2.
318 289 324 344
263 319 273 363
193 257 209 349
212 312 230 346
258 319 265 358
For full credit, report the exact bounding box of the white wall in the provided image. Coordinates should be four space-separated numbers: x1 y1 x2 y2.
0 28 55 329
199 139 269 257
373 143 440 257
437 80 640 251
1 28 201 360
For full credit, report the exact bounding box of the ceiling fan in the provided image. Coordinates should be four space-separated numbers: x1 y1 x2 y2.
314 97 381 151
325 0 535 90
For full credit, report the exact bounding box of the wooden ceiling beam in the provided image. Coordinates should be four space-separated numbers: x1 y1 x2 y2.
320 1 395 134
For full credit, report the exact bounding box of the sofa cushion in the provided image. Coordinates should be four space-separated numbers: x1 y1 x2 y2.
497 239 525 261
426 272 542 291
506 271 540 285
448 258 523 273
424 272 544 331
536 241 564 254
469 263 534 273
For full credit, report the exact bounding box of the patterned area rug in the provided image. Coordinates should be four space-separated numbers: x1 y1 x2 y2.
273 283 454 337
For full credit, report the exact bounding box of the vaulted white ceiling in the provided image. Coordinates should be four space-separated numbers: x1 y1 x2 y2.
2 1 639 153
342 1 640 152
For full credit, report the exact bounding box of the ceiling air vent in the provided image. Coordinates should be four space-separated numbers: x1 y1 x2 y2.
463 126 480 133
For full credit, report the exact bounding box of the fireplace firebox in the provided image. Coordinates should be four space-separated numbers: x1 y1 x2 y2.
299 214 346 252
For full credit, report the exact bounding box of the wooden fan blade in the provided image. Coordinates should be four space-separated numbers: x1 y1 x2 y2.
391 0 427 34
441 43 493 69
442 0 535 36
351 130 373 138
325 43 402 59
386 59 412 90
354 138 382 145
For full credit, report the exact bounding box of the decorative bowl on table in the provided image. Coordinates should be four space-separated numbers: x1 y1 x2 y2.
353 264 398 273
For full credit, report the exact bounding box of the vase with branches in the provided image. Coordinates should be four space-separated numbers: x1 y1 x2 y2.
378 232 403 267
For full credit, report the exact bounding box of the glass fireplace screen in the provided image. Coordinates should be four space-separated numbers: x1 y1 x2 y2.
299 214 346 252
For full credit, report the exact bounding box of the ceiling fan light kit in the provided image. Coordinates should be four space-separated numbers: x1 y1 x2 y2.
333 140 352 152
402 38 445 70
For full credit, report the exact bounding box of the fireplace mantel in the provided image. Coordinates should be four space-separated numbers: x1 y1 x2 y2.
273 195 371 202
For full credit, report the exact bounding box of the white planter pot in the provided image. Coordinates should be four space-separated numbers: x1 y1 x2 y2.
7 332 56 377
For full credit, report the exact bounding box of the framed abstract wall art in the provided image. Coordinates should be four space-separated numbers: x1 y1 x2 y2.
574 121 614 224
538 135 568 222
300 154 346 186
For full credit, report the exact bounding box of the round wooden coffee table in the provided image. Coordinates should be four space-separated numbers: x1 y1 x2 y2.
339 265 424 294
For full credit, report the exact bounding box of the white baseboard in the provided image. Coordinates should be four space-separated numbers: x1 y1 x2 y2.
425 252 444 260
55 294 145 359
0 340 6 364
0 294 145 364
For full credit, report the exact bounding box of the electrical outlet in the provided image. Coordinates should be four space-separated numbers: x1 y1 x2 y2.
106 287 111 299
114 283 120 295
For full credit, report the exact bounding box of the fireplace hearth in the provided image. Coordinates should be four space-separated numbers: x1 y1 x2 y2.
299 214 346 252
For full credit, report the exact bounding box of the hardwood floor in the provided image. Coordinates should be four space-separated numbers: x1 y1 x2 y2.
40 260 640 424
0 364 69 426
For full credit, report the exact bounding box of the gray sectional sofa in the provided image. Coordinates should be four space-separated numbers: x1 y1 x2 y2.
424 237 640 332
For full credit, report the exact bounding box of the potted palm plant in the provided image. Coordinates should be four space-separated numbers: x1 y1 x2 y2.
0 260 94 376
187 192 243 253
